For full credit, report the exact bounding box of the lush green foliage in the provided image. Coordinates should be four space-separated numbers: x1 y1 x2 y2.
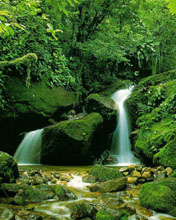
1 0 176 109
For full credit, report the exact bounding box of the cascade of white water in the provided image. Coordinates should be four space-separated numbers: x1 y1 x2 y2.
110 86 139 166
14 129 43 165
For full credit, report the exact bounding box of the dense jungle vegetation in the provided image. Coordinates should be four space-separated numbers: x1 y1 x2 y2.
0 0 176 110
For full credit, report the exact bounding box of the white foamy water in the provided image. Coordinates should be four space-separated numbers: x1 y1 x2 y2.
14 129 43 164
110 86 140 166
67 174 90 190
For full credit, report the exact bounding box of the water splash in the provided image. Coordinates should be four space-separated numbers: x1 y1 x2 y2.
110 86 140 166
67 174 90 190
14 129 43 165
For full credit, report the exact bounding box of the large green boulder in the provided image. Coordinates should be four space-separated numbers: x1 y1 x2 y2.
153 138 176 169
139 177 176 216
0 77 76 154
41 113 104 165
86 93 117 133
89 165 123 182
0 152 19 184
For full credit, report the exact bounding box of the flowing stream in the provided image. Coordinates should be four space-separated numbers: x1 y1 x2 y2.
110 86 140 165
14 129 43 164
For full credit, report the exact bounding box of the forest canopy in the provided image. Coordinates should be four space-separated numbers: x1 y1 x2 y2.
0 0 176 109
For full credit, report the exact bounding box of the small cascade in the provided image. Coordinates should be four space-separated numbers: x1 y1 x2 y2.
110 86 139 166
14 129 43 165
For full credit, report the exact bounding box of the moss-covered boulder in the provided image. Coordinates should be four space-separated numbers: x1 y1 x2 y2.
41 113 104 165
12 184 76 205
139 177 176 216
153 138 176 169
71 203 97 219
0 77 76 154
88 177 127 193
86 93 117 133
95 208 128 220
54 185 77 200
0 152 19 184
89 165 123 182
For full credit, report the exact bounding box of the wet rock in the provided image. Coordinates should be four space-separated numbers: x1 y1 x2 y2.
54 186 77 200
165 167 173 176
0 207 14 220
32 175 44 185
89 165 122 182
59 174 71 182
82 175 97 183
119 167 129 173
127 177 138 185
141 172 151 179
123 172 129 176
71 203 97 219
14 187 55 205
128 165 135 171
154 171 166 180
0 183 23 196
131 170 141 178
15 210 43 220
135 165 143 172
99 198 121 209
123 203 136 215
88 177 127 193
0 152 19 184
95 208 128 220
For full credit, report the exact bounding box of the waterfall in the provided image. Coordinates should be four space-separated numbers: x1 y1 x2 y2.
14 129 43 165
110 86 139 166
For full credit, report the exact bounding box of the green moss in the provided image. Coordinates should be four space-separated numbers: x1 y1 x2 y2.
138 70 176 88
95 208 126 220
0 53 38 69
86 93 117 133
139 178 176 214
0 53 38 87
4 77 75 116
153 138 176 169
0 151 19 184
41 113 104 165
89 165 122 182
71 203 97 219
100 80 132 97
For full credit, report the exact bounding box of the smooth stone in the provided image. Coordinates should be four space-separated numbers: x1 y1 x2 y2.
88 177 127 193
131 170 142 178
